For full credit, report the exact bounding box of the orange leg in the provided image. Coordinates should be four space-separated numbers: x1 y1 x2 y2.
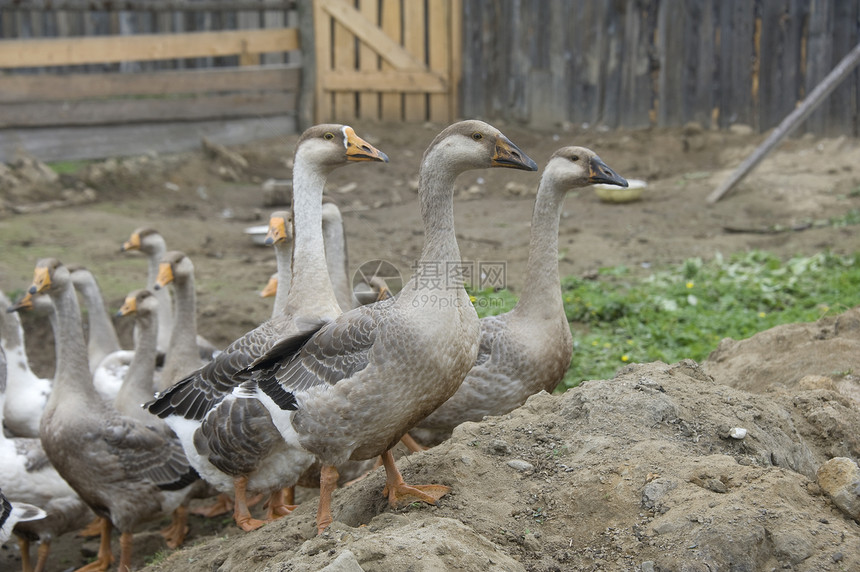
118 531 133 572
33 541 51 572
77 516 103 538
316 465 340 534
232 476 267 531
17 537 32 572
191 493 233 517
74 517 113 572
380 449 450 508
400 433 429 453
159 505 189 548
264 487 298 520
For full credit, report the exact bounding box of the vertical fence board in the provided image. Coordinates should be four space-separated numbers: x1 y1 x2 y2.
619 0 654 128
379 0 402 120
718 0 755 127
403 0 427 121
824 0 856 135
601 0 621 129
357 0 380 120
332 16 355 121
804 0 833 133
657 0 684 127
427 0 450 122
314 0 333 122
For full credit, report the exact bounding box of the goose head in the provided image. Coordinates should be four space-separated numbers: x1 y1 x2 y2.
117 289 159 318
28 258 69 297
67 265 96 289
264 210 293 246
545 146 628 191
423 120 538 173
6 290 54 316
122 227 166 255
154 251 193 290
294 124 389 172
260 273 279 298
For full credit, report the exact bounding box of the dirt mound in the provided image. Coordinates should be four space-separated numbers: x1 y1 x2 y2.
131 359 859 572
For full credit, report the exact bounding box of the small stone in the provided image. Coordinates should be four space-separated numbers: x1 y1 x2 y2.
488 439 510 455
729 427 747 440
319 550 364 572
832 552 844 562
507 460 534 472
640 562 656 572
521 532 541 552
817 457 860 522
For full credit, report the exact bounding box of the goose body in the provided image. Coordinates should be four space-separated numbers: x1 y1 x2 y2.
0 291 51 438
413 146 628 446
28 258 199 571
240 120 538 532
147 125 389 531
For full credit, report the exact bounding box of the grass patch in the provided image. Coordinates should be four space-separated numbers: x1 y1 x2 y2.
46 159 92 175
470 250 860 391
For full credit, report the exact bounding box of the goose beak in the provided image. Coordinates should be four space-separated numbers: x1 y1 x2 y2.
117 296 137 317
154 262 174 290
265 217 289 246
260 275 278 298
492 136 538 171
588 156 628 187
343 127 389 163
7 291 34 313
122 233 141 252
29 267 51 295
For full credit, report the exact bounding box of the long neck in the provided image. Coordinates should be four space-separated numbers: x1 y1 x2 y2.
322 214 353 310
76 278 121 368
513 177 566 317
161 275 199 385
412 154 463 289
0 301 26 354
272 241 293 319
285 155 342 317
46 281 100 408
146 247 174 350
116 310 158 416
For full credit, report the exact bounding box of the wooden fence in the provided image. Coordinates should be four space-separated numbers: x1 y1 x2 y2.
461 0 860 136
0 0 303 162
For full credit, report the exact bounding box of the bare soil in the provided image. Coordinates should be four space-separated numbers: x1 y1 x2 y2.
2 120 860 571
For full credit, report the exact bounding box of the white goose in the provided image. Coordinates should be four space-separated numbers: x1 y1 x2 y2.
146 125 389 531
68 266 123 373
27 258 200 572
238 120 538 533
0 290 51 438
411 146 627 447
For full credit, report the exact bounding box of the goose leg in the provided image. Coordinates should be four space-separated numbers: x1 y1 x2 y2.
118 531 133 572
232 476 267 531
159 505 189 548
33 540 51 572
264 487 297 520
75 517 113 571
77 516 103 538
400 433 429 453
316 465 340 534
18 537 32 572
380 449 449 507
191 493 233 517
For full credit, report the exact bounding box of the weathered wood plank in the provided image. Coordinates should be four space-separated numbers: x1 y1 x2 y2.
602 0 622 128
0 65 301 102
0 115 297 163
804 0 833 133
657 0 685 127
332 13 355 121
402 0 426 122
357 0 380 121
313 0 333 123
0 92 297 128
717 0 755 128
826 0 858 135
619 0 654 128
0 28 300 68
379 0 402 120
427 0 449 122
320 70 446 92
1 1 296 13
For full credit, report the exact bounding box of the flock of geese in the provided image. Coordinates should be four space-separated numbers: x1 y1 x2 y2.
0 119 628 572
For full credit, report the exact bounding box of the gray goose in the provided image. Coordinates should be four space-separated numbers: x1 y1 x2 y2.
68 266 122 374
27 258 199 572
121 228 174 354
238 120 538 533
410 146 628 447
146 125 389 531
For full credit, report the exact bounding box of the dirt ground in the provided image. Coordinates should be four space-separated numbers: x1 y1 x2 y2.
2 120 860 571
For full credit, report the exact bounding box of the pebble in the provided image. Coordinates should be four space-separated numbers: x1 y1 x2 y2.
817 457 860 522
507 460 534 472
489 439 510 455
729 427 747 439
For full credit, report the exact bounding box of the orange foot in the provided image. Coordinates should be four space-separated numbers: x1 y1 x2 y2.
75 554 114 572
383 483 450 508
159 506 189 549
235 514 268 532
191 493 233 517
77 517 104 538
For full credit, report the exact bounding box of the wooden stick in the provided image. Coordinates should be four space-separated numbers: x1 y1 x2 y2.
707 40 860 204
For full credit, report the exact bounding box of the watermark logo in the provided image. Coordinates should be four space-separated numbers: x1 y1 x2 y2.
352 259 403 304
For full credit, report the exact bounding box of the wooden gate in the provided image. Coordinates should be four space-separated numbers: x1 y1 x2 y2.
313 0 461 123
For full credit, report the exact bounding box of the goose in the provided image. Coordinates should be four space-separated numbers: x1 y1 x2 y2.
121 228 217 361
320 200 354 310
27 258 200 572
153 251 206 390
0 489 46 545
409 146 628 448
263 210 293 318
68 266 123 373
114 289 163 423
0 333 94 572
146 125 390 531
0 290 52 438
121 228 174 354
237 120 538 533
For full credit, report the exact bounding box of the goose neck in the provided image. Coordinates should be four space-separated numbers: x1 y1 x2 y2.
272 240 293 319
47 281 99 405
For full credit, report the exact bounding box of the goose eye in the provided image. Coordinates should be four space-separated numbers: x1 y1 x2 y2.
571 155 580 162
324 132 334 140
471 132 483 141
